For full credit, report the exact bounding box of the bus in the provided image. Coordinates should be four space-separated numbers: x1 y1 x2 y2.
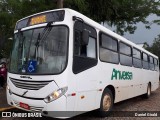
7 8 159 118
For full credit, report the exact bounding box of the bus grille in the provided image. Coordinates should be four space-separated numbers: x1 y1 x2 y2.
10 78 52 90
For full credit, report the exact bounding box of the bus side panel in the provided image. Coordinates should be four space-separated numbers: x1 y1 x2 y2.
73 67 99 111
132 68 146 97
150 70 159 91
96 63 130 103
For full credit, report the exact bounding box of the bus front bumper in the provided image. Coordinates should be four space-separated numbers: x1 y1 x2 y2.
6 89 68 118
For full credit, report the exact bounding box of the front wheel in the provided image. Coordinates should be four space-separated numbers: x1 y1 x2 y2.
99 88 113 117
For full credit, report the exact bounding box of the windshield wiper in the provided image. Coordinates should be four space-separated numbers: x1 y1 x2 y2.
17 30 25 59
34 22 52 60
17 29 26 72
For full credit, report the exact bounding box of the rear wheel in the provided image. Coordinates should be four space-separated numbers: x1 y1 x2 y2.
99 88 113 117
143 83 151 99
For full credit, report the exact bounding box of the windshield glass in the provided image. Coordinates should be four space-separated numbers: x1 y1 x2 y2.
9 26 68 74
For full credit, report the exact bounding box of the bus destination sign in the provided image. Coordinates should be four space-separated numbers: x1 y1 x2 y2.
15 10 65 30
30 15 46 25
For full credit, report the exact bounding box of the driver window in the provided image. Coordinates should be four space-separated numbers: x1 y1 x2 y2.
74 30 96 59
87 37 96 58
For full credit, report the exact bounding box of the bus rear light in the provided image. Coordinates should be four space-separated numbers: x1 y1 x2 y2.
44 86 68 103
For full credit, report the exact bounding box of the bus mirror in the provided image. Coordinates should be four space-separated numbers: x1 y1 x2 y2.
82 30 89 45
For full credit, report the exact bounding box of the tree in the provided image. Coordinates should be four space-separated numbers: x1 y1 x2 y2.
142 42 150 49
0 0 56 58
147 35 160 60
145 35 160 68
0 0 160 58
64 0 160 35
0 0 14 58
57 0 64 8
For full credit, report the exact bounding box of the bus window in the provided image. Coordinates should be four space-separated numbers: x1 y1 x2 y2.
154 58 159 71
99 33 119 64
87 37 96 58
133 48 142 68
73 21 97 74
142 53 149 69
119 42 132 66
149 56 154 71
74 30 81 55
74 31 96 58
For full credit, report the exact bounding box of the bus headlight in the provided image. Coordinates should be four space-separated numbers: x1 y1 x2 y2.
6 85 12 95
6 85 10 90
44 86 68 103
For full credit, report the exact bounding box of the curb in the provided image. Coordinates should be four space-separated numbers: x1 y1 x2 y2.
0 107 15 112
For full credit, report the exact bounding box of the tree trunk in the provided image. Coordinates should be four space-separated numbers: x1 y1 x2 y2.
57 0 64 8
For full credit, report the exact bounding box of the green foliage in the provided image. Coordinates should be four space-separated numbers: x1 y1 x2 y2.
65 0 160 35
0 0 56 58
147 35 160 61
145 35 160 68
0 38 12 58
64 0 87 14
89 0 159 35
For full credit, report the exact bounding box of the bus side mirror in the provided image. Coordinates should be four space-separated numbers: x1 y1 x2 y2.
82 30 89 46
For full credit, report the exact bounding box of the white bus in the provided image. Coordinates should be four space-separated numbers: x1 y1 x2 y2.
7 8 159 118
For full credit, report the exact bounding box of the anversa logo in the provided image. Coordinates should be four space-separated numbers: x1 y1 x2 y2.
111 68 133 80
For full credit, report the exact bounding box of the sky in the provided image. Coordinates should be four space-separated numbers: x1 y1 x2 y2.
105 14 160 46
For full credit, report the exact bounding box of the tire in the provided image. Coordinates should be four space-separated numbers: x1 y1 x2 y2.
99 88 113 117
143 83 151 99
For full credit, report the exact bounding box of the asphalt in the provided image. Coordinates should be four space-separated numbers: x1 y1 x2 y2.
0 87 14 112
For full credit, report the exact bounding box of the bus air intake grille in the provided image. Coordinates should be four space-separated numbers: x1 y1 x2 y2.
10 78 52 90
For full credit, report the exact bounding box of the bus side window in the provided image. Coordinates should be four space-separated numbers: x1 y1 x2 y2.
99 33 119 64
149 56 154 71
74 30 81 55
73 21 97 74
74 31 96 59
133 48 142 68
87 37 96 58
119 42 132 66
154 58 159 71
142 53 149 69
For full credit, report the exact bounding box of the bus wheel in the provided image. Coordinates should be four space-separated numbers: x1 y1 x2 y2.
99 88 113 117
143 83 151 99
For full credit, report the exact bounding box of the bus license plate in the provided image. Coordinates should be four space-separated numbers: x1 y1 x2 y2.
19 102 30 110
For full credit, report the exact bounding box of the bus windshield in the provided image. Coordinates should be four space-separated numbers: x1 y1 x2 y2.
9 26 68 74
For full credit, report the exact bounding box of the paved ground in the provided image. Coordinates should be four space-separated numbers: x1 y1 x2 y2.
0 87 10 109
0 86 160 120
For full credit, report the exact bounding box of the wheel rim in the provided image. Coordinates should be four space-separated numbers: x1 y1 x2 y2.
103 94 111 111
